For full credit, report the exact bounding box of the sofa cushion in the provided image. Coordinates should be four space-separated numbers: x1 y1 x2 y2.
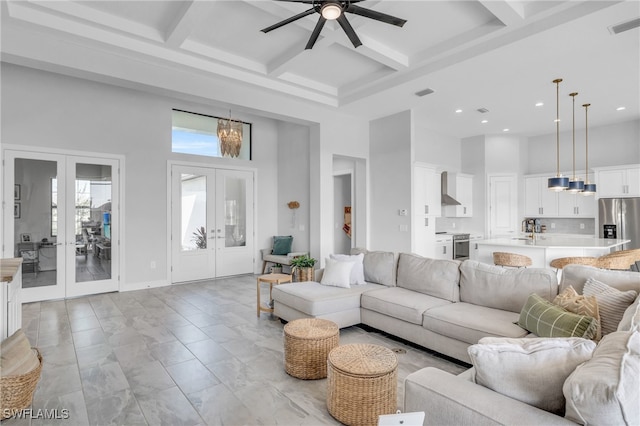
361 287 451 325
423 303 528 344
563 329 640 425
518 294 598 340
330 253 365 285
554 285 602 340
396 253 460 302
272 235 293 255
469 337 596 416
583 277 637 336
459 260 558 313
0 329 40 377
272 282 385 316
560 264 640 294
351 248 396 287
618 294 640 332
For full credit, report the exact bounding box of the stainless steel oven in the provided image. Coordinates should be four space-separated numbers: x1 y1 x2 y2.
452 233 470 260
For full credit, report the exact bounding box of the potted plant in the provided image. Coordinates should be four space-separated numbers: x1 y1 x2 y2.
290 254 316 282
270 263 283 274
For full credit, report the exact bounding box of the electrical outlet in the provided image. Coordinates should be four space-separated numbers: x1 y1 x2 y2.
299 224 305 231
399 209 408 216
150 261 156 269
399 224 408 232
551 223 556 229
452 222 456 229
580 223 585 229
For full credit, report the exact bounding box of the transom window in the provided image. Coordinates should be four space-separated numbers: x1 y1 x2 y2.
172 109 252 160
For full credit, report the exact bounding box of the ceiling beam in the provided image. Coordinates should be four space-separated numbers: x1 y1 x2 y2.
478 0 525 26
164 0 217 48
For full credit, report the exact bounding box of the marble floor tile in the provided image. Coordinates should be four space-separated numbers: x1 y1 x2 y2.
31 390 89 426
23 274 470 426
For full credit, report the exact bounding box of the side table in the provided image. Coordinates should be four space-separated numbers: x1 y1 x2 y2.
256 273 292 317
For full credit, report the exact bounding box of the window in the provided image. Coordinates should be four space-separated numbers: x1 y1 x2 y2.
172 109 251 160
50 178 112 237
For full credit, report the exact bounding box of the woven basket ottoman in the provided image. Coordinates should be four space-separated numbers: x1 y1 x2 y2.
283 318 339 379
327 343 398 426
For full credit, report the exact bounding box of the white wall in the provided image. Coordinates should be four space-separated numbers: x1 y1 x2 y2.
1 63 281 289
526 119 640 174
370 111 412 253
414 123 461 171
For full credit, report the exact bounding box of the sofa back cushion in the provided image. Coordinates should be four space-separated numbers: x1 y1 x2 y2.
460 260 558 313
351 248 396 287
396 253 461 302
560 264 640 294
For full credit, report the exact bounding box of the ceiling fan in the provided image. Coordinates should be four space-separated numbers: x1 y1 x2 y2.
261 0 407 50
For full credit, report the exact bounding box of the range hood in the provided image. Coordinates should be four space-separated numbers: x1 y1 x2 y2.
441 171 461 206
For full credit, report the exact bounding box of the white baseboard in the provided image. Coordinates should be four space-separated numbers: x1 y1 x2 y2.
120 279 168 292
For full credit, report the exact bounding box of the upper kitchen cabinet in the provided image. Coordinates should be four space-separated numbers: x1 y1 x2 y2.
414 164 441 217
595 165 640 198
557 191 596 217
443 172 473 218
524 175 558 217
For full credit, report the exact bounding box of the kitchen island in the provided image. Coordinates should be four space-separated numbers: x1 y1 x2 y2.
471 236 630 269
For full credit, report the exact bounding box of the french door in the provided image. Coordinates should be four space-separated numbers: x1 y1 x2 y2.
171 165 254 283
3 150 120 302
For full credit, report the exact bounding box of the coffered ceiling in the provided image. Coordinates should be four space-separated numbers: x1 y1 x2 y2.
1 0 639 138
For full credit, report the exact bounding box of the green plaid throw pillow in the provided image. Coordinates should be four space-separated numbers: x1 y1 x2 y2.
518 294 598 339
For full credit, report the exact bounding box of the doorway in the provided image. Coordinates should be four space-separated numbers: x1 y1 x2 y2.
4 149 120 302
170 164 255 283
333 173 352 255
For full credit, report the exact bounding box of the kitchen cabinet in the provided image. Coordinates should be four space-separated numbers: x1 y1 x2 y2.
444 173 473 218
413 164 440 257
414 165 441 217
524 176 558 217
557 191 596 217
469 234 484 261
595 165 640 197
434 235 453 260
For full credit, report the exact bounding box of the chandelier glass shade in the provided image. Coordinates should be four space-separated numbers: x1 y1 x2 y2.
581 103 596 196
217 111 243 158
548 78 569 192
567 92 585 193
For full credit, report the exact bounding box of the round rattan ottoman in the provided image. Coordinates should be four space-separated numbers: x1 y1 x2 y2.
283 318 339 379
326 343 398 426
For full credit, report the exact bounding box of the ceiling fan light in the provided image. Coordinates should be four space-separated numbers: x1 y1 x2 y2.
321 3 342 20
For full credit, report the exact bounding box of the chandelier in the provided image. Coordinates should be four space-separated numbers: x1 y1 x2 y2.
217 110 243 158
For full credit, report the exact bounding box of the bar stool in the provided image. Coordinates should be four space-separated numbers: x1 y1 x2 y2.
595 252 637 270
550 257 598 270
493 252 532 268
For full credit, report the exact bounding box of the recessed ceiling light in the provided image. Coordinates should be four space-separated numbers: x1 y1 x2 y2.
503 128 510 132
535 102 544 107
616 106 626 111
481 120 488 124
455 109 463 113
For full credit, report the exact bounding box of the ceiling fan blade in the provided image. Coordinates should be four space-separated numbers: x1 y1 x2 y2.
336 14 362 48
261 8 316 33
345 4 407 27
305 16 326 49
272 0 315 3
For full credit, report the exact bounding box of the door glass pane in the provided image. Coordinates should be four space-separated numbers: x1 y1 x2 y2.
76 163 112 283
225 177 246 247
181 174 207 251
15 159 58 289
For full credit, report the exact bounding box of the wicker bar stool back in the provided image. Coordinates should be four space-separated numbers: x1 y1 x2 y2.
595 252 637 270
493 252 532 268
550 256 598 269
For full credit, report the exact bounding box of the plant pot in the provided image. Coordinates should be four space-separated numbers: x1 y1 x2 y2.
294 267 314 282
270 266 282 274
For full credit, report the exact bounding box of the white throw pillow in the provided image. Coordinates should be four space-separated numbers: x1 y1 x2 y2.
468 337 596 415
618 294 640 332
330 253 365 285
583 277 638 336
320 258 354 288
563 329 640 425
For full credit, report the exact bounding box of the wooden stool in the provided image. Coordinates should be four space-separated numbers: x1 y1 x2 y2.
327 343 398 425
256 273 292 317
493 252 532 268
284 318 339 379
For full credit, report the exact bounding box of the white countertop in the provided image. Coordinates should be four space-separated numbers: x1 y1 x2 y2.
477 237 630 249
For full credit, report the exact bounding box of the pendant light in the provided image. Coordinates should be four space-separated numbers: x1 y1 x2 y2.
548 79 569 191
581 103 597 195
567 92 585 193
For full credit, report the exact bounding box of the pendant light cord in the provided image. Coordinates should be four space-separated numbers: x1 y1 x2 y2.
570 92 578 180
554 79 562 177
584 103 590 181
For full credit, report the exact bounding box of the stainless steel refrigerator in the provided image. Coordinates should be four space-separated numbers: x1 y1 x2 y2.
598 197 640 250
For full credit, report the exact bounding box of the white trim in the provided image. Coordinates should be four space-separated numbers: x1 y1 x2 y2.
120 279 169 292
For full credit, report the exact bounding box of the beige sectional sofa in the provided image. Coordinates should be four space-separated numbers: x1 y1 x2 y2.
272 249 558 363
